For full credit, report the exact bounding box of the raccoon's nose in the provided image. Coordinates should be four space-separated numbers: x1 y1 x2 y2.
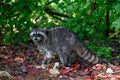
34 38 38 40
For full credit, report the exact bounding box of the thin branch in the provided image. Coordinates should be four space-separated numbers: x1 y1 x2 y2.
46 1 54 5
45 6 72 18
105 7 110 37
44 1 73 22
52 15 66 22
90 0 96 15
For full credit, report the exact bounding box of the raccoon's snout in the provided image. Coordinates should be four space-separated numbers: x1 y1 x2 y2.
34 38 38 40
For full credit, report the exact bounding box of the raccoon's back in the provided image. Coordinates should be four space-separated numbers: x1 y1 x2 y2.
49 27 78 47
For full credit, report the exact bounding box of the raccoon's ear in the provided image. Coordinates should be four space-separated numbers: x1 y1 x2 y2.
43 28 47 30
44 28 49 35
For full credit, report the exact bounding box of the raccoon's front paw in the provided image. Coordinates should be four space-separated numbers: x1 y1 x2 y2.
68 63 72 67
62 62 68 67
40 64 46 69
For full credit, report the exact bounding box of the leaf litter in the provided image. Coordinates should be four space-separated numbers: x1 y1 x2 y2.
0 44 120 80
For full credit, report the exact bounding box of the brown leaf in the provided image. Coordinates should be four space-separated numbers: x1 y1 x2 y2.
110 77 119 80
60 68 73 73
14 57 24 63
49 68 60 75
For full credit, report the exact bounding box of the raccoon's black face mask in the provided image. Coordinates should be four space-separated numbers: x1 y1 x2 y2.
30 28 47 42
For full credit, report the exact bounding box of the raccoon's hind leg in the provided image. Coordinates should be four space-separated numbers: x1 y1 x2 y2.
67 53 76 66
58 52 69 66
57 48 70 66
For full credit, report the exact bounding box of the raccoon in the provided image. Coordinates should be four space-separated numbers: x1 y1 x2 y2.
30 27 105 67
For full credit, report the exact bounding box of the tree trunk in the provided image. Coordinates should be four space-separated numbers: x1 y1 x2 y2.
105 6 110 37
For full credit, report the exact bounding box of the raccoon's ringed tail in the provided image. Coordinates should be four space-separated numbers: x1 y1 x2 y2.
92 56 99 64
80 50 100 64
88 55 95 63
84 52 91 60
81 50 88 57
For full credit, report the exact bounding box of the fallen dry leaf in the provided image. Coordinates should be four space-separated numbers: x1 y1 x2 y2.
14 57 25 63
60 67 73 73
110 77 118 80
49 68 60 75
106 68 114 73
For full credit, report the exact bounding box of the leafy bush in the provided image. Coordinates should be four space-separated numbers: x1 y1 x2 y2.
117 54 120 59
0 0 120 60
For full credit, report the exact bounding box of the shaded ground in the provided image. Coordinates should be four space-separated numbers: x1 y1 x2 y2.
0 42 120 80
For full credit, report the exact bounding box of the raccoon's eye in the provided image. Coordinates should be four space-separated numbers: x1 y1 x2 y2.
37 34 42 37
33 34 36 36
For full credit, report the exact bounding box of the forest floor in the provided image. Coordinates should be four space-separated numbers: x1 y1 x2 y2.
0 42 120 80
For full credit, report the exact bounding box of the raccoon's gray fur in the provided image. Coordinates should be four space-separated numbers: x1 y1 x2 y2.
30 27 104 67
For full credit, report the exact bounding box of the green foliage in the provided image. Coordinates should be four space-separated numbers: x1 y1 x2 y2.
0 0 120 60
95 46 112 60
117 54 120 59
110 18 120 38
87 39 112 61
